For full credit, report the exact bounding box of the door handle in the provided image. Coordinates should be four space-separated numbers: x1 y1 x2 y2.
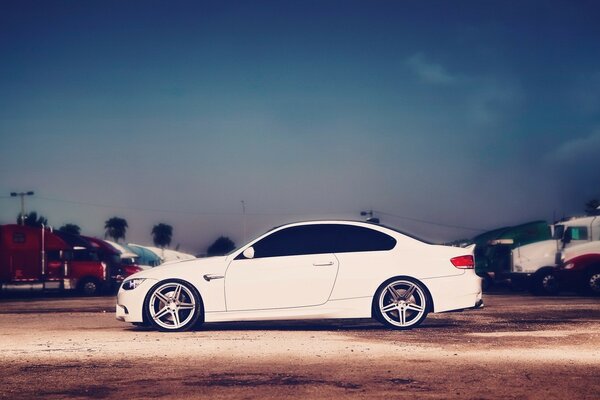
313 261 334 266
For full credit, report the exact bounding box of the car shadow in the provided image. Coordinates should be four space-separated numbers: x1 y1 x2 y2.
128 318 457 332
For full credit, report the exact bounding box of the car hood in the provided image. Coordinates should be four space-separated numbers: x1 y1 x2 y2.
126 256 228 280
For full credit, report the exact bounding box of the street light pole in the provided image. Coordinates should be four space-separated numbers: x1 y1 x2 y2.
10 191 35 225
241 200 247 243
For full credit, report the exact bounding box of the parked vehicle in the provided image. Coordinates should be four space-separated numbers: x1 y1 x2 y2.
83 237 143 291
0 224 108 295
511 215 600 295
472 221 551 288
555 241 600 295
117 220 482 332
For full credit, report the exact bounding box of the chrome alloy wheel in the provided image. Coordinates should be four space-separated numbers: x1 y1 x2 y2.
378 280 428 329
148 282 198 331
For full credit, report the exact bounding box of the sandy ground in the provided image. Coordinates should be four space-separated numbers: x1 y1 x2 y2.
0 293 599 399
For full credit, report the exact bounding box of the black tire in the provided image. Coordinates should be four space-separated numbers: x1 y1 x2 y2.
373 277 429 330
582 269 600 296
144 279 203 332
530 269 559 296
79 278 101 296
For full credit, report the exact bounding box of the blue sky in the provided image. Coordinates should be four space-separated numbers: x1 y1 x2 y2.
1 1 599 252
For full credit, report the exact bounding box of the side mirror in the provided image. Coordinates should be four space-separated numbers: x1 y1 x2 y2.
562 229 572 245
242 247 255 259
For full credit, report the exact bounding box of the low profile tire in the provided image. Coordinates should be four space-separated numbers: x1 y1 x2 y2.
374 278 429 330
144 280 203 332
79 279 101 296
530 270 559 296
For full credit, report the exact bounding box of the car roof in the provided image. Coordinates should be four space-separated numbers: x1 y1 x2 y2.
268 219 433 244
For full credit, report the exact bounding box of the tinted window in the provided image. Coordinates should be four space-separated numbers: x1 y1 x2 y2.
568 226 588 240
334 225 397 253
72 249 100 262
247 224 396 259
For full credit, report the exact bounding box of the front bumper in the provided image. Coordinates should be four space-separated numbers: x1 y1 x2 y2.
115 278 158 323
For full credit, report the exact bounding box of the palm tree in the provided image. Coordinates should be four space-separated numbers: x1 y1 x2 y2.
152 223 173 257
18 211 48 227
104 217 128 243
585 199 600 215
59 223 81 235
207 236 236 256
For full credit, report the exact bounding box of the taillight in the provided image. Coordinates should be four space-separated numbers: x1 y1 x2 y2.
451 255 474 269
124 265 143 276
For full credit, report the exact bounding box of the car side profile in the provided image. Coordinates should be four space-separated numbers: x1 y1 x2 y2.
116 220 482 331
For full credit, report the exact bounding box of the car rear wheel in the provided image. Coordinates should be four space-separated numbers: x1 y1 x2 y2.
583 270 600 296
374 278 429 330
145 280 203 332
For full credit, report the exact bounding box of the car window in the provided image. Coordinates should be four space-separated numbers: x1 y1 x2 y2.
246 224 396 259
568 226 588 240
332 225 397 253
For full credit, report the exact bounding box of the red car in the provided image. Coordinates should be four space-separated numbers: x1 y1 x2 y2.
556 252 600 296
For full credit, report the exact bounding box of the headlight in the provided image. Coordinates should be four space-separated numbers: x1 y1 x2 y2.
122 278 146 291
564 263 575 270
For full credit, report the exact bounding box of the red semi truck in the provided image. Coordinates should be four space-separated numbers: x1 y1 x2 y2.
0 224 110 295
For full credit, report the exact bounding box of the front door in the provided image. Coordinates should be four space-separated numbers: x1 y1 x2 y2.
225 253 339 311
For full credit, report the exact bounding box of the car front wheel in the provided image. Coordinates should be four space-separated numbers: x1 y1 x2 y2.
374 278 429 330
530 270 559 296
144 280 203 332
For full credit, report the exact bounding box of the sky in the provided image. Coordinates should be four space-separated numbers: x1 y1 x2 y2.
1 0 599 253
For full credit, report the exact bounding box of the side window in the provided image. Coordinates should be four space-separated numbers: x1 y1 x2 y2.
245 224 397 259
332 225 397 253
568 227 588 241
251 225 337 258
12 232 26 243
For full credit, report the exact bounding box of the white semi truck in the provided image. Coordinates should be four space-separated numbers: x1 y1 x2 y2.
510 215 600 294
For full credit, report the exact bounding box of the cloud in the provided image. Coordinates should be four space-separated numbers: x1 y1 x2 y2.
465 77 522 126
405 53 456 85
548 129 600 162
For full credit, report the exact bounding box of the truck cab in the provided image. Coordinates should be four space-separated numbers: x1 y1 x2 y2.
511 216 599 294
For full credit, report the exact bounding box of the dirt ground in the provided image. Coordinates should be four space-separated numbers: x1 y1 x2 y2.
0 292 599 399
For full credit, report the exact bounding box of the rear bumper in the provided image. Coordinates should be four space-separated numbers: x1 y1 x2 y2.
424 272 482 313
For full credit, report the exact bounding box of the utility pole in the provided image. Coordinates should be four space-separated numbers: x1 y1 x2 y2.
10 191 34 225
241 200 247 243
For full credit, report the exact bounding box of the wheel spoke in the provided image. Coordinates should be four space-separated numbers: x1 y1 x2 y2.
398 308 406 325
178 302 195 310
153 306 170 320
381 303 397 313
173 284 183 302
406 303 424 313
388 286 401 301
171 310 181 327
154 291 170 304
403 284 416 300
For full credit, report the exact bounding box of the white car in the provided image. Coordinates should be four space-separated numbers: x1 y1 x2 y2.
116 220 482 331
